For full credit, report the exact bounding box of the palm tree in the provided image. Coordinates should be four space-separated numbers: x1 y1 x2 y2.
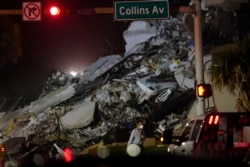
0 16 22 69
208 35 250 112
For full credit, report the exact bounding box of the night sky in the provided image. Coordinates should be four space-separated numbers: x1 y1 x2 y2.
0 0 129 100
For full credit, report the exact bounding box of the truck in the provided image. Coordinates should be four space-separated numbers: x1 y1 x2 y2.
167 108 250 165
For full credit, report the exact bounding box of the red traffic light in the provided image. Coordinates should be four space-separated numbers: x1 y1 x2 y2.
49 6 61 16
197 83 212 98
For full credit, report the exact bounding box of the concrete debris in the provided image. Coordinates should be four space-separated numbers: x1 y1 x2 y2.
60 101 96 129
0 1 249 159
81 54 122 83
27 83 76 113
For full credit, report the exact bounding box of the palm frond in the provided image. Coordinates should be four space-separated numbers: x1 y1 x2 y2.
208 35 250 111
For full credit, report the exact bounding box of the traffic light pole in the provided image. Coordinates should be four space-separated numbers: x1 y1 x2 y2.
170 1 205 116
0 9 22 15
193 0 205 116
171 1 205 116
0 8 113 15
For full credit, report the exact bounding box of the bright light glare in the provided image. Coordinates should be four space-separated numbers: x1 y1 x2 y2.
50 6 60 16
64 147 74 163
70 71 77 76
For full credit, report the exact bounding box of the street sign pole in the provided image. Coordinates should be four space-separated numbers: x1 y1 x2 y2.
193 0 205 116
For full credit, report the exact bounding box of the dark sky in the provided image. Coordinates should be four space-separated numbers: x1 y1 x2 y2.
0 0 129 100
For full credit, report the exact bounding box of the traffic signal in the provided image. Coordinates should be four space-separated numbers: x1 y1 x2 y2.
196 83 212 98
49 6 61 16
44 5 61 16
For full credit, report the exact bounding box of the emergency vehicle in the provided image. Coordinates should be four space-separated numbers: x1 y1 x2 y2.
167 109 250 164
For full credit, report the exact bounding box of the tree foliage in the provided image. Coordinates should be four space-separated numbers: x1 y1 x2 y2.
208 35 250 112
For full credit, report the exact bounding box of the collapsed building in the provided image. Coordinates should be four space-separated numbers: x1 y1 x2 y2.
0 0 249 159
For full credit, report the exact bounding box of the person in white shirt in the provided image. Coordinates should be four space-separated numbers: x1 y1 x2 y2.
127 120 145 156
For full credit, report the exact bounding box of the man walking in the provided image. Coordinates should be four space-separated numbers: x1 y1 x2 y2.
127 120 145 156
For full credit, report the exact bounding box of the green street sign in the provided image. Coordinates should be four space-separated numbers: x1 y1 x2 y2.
114 0 169 21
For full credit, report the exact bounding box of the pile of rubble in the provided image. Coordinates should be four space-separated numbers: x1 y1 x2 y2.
0 0 249 158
